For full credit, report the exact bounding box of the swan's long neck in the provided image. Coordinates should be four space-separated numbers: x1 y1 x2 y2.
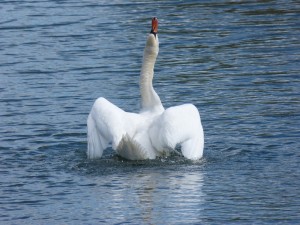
140 35 164 112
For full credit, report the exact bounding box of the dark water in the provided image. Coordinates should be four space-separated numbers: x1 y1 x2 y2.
1 0 300 224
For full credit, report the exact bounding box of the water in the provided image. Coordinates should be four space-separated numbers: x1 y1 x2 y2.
1 0 300 224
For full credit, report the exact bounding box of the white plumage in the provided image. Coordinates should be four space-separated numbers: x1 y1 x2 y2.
87 18 204 160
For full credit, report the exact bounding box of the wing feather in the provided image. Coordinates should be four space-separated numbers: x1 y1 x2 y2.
87 97 126 159
149 104 204 160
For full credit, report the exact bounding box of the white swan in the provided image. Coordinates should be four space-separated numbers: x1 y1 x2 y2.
87 18 204 160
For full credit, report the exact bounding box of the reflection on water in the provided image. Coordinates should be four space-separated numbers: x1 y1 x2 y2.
136 171 204 224
89 167 204 224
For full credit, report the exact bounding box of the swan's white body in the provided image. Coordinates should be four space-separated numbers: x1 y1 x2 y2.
87 20 204 160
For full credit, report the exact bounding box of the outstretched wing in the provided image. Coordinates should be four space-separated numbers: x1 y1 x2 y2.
87 97 126 159
149 104 204 160
87 97 153 160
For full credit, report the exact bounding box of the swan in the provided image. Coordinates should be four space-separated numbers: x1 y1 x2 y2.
87 17 204 160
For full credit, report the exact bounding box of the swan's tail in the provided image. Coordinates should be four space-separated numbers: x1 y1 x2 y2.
116 134 149 160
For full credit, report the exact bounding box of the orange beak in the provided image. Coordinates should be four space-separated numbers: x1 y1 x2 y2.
151 17 158 34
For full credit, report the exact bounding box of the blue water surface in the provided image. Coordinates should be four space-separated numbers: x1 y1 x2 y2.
1 0 300 224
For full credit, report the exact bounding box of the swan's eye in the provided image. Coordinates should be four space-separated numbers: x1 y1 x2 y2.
150 30 157 38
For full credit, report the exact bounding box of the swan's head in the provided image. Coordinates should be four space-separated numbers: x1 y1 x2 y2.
145 17 159 55
150 17 158 37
